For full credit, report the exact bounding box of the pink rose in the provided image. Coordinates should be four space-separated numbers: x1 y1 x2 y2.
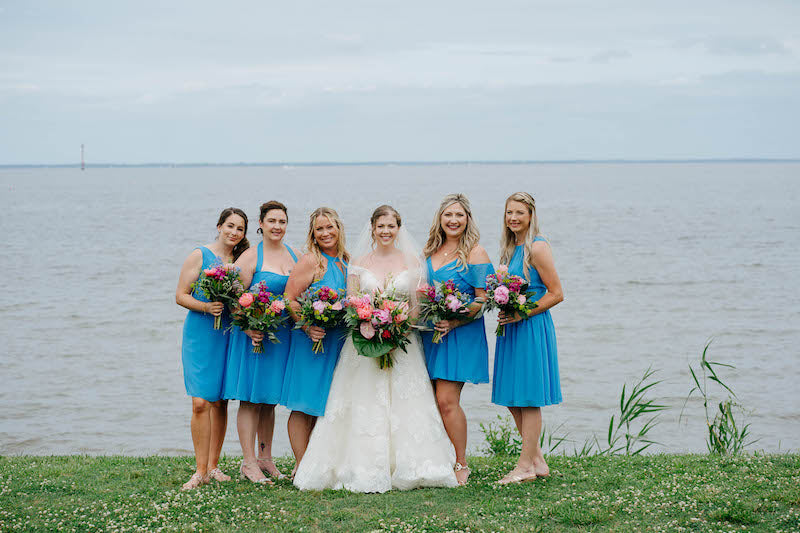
331 301 343 311
203 268 214 276
493 286 509 305
357 306 372 320
238 292 255 308
373 309 391 325
312 301 327 313
445 294 461 312
270 300 285 313
381 300 396 311
517 294 526 305
394 312 408 324
359 321 376 339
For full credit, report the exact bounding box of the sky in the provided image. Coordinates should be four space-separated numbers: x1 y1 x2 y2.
1 0 799 164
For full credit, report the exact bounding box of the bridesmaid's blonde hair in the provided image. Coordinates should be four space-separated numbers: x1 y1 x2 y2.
499 191 541 280
305 207 350 276
423 193 480 270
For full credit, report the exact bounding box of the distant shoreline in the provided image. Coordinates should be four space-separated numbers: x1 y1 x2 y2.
2 158 799 169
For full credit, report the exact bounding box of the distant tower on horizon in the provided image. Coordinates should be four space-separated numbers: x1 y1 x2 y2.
81 144 85 171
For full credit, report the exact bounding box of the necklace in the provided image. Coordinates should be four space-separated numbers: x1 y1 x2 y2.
442 246 457 257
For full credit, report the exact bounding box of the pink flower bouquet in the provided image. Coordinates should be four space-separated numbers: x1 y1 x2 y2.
192 262 244 329
231 281 288 353
295 285 347 354
343 291 413 369
416 280 472 343
484 266 539 336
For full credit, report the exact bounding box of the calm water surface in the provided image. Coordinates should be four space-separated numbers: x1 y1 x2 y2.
1 163 798 456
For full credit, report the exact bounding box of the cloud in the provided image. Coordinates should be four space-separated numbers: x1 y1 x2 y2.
590 50 632 63
678 36 791 56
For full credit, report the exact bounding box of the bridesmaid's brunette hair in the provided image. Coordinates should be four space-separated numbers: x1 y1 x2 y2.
217 207 250 261
423 193 480 270
257 200 288 234
499 191 541 280
305 207 350 275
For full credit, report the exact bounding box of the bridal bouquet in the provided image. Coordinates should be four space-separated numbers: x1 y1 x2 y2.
484 265 538 336
192 262 244 329
416 280 472 343
230 281 288 353
343 292 412 370
295 285 346 354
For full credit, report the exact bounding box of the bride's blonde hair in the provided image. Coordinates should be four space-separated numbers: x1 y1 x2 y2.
305 207 350 275
499 191 541 280
423 193 480 270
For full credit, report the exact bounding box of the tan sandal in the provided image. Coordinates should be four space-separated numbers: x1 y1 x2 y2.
181 472 208 491
257 457 286 480
208 468 231 482
454 462 471 486
240 461 273 485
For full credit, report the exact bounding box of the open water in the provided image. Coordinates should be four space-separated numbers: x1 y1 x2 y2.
1 162 798 456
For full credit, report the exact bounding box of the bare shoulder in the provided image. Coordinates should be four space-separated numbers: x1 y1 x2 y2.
295 253 318 270
468 244 491 264
183 248 203 266
532 239 552 254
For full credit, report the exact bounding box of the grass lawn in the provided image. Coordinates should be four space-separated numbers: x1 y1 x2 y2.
0 454 798 532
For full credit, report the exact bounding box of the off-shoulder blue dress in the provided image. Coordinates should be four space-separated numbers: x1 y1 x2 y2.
280 252 348 416
421 257 495 384
181 246 230 402
223 242 297 405
492 239 562 406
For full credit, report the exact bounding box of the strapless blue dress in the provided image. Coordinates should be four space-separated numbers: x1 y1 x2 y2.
420 257 494 384
280 252 348 416
181 246 230 402
223 242 297 405
492 239 562 406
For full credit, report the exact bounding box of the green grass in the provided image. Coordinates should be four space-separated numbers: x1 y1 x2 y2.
1 454 798 532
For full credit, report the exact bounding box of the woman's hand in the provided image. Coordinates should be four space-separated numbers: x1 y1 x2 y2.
205 301 224 317
434 319 460 337
245 330 264 344
303 325 326 343
497 310 525 326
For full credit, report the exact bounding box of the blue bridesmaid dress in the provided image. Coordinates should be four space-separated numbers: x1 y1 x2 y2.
222 242 297 405
492 239 562 407
280 252 348 416
421 257 495 384
181 246 230 402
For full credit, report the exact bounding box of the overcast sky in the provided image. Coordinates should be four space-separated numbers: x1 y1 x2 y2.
1 1 798 164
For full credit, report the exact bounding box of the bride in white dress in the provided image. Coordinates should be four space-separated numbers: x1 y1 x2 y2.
293 205 458 492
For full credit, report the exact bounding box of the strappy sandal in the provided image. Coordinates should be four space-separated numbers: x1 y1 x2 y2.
181 472 208 491
240 461 273 485
496 470 537 485
257 457 286 480
454 462 471 486
208 468 231 482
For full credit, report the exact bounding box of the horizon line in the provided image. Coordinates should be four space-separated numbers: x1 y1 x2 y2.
2 157 800 169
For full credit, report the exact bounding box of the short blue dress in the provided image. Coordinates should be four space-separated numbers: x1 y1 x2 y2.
280 252 348 416
181 246 230 403
492 239 562 407
421 257 495 384
223 242 297 405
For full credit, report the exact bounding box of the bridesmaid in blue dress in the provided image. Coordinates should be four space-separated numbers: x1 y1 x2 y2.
492 192 564 484
281 207 349 476
421 194 494 485
175 207 249 491
223 201 299 484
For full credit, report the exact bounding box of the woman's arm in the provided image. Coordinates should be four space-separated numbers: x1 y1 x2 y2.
284 254 326 342
234 246 258 290
527 240 563 315
498 240 564 325
175 249 222 315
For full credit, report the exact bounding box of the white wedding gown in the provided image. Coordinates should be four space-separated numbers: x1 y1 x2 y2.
293 268 458 492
